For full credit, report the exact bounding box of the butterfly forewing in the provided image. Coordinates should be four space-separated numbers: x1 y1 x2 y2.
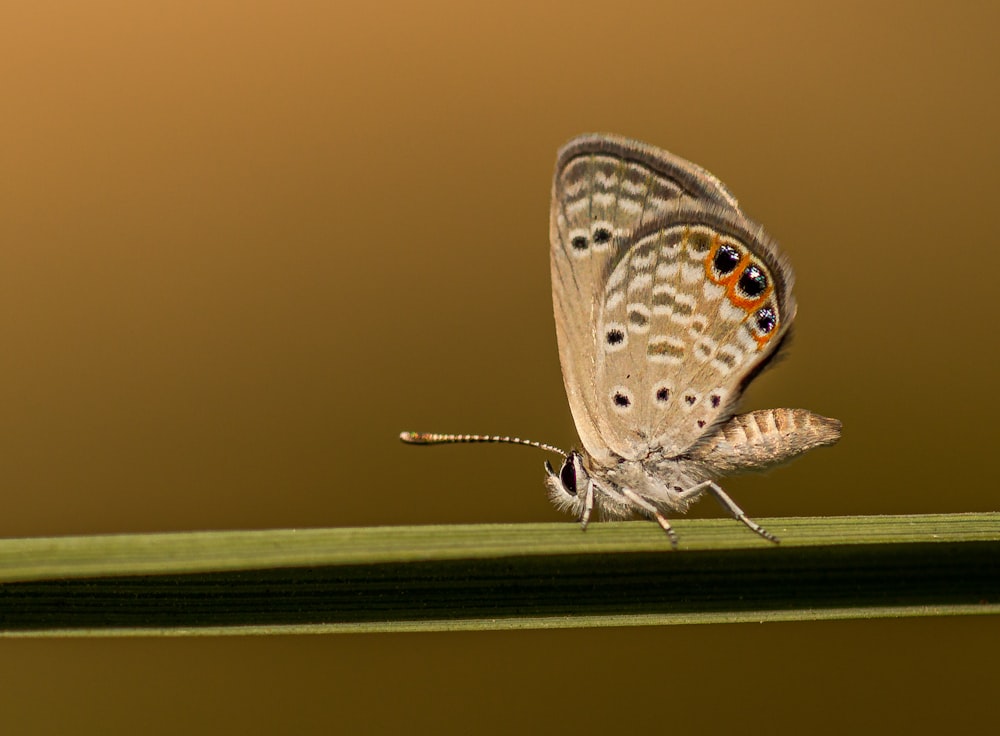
550 134 796 462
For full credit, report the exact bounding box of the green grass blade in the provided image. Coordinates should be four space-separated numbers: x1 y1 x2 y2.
1 513 998 636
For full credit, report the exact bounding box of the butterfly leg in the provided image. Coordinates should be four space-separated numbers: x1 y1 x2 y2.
578 480 595 530
620 488 680 549
681 481 779 544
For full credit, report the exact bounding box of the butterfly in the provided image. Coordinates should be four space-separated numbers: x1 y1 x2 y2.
402 134 841 546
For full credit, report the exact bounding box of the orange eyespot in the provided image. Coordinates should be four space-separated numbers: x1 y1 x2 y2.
705 238 751 289
750 304 780 349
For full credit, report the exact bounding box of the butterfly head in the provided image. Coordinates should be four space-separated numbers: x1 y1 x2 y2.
544 450 589 515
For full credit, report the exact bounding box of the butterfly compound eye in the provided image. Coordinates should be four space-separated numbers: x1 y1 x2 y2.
559 457 577 496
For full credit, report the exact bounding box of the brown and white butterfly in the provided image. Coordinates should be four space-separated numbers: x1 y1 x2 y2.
402 134 840 546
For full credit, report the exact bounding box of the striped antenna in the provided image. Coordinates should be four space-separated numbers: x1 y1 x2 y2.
400 431 567 458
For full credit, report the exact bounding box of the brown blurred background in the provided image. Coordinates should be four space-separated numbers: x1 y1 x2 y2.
1 1 997 733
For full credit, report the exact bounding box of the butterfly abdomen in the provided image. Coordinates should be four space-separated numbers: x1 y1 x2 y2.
689 408 841 473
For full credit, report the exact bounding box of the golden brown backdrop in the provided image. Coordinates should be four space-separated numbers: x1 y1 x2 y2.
1 1 997 733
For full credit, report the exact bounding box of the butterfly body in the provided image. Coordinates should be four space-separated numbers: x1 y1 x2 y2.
402 134 840 545
546 407 840 534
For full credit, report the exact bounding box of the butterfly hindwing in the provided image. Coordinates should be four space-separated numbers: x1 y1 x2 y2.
550 134 796 462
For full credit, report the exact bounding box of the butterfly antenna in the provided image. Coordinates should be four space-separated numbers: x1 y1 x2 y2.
400 431 567 458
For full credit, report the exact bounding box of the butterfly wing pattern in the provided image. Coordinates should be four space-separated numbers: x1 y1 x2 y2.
551 134 793 461
548 134 840 540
